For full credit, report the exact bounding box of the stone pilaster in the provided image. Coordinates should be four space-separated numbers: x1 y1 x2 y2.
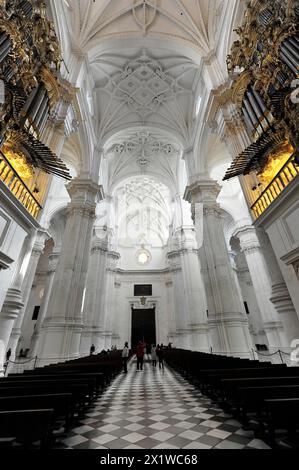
166 250 191 349
7 232 49 360
80 236 108 354
234 225 290 351
30 251 60 358
259 229 299 347
165 278 177 346
102 251 120 349
38 178 104 364
179 227 210 351
0 230 47 374
184 179 253 357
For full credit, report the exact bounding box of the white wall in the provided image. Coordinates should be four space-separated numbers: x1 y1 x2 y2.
113 270 172 348
118 246 167 271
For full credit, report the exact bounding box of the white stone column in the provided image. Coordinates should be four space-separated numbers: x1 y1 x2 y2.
30 251 60 358
259 229 299 347
167 251 191 349
38 179 103 364
179 228 210 351
0 235 29 375
229 249 267 347
102 251 120 349
165 278 177 347
185 180 253 357
234 225 290 351
80 237 108 354
111 281 121 348
0 230 47 375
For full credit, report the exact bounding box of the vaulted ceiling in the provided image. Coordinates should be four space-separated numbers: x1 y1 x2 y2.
60 0 227 55
49 0 242 189
104 129 184 194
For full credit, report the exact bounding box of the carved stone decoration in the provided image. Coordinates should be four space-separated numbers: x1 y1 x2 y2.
107 51 191 120
109 131 176 170
132 0 157 35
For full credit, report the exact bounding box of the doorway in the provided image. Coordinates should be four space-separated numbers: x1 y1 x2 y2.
131 308 156 348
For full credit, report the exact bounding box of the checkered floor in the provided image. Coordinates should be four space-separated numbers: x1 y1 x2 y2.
55 358 271 449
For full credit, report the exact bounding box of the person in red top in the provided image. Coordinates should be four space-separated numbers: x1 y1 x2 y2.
136 340 145 370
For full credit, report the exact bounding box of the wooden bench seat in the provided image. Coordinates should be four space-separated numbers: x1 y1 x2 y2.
0 409 53 449
0 393 72 433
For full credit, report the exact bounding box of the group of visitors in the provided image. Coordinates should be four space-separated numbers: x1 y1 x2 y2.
121 340 166 373
90 344 118 356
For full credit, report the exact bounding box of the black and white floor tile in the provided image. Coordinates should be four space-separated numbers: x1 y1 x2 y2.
55 359 271 450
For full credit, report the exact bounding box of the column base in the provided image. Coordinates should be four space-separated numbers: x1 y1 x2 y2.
263 320 288 350
208 312 253 357
37 319 84 364
188 323 210 352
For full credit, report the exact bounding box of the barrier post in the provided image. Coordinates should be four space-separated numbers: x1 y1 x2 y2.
278 349 284 364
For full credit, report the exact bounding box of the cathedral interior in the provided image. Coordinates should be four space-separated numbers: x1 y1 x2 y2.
0 0 299 451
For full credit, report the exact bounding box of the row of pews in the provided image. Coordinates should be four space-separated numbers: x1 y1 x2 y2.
164 349 299 448
0 352 123 449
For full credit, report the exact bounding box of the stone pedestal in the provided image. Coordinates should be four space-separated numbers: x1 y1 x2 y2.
38 179 103 364
185 179 253 357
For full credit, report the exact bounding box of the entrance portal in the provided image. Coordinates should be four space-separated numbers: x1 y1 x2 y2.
131 308 156 348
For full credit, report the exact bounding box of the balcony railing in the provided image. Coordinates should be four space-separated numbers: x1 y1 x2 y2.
251 154 299 219
0 150 42 219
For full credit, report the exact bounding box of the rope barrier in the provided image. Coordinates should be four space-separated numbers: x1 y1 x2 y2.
6 357 36 365
279 350 292 356
253 350 281 357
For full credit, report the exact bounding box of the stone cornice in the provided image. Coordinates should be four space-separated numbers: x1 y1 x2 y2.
0 251 14 270
280 246 299 266
67 179 105 202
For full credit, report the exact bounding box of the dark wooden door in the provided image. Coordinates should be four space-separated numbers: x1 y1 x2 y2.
131 308 156 348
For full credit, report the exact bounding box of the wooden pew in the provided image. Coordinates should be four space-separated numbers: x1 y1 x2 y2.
0 409 53 449
238 384 299 423
200 365 288 396
15 371 105 393
0 377 97 403
0 393 72 433
264 398 299 448
221 376 299 409
0 384 89 417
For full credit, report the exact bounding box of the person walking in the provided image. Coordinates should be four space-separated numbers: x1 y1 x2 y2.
122 342 129 373
90 344 95 355
6 348 11 362
156 344 164 369
136 340 145 370
151 344 157 367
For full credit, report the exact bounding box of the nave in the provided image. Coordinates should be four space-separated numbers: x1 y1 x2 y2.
56 359 269 450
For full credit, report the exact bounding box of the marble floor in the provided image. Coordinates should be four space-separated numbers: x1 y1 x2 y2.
56 358 271 449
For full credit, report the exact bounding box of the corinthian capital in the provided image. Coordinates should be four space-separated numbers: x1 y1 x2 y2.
184 179 221 204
